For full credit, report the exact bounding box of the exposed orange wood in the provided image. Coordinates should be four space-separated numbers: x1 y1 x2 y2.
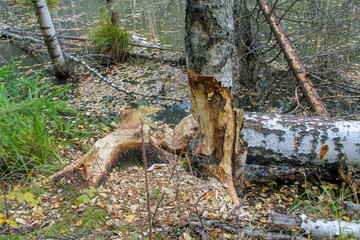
187 69 240 205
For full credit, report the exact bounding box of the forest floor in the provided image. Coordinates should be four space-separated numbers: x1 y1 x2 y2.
1 0 360 238
1 54 360 239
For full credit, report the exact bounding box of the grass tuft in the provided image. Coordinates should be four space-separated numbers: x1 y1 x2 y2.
91 14 130 62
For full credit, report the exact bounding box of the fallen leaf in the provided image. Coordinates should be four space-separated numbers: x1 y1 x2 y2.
76 219 82 226
125 215 135 223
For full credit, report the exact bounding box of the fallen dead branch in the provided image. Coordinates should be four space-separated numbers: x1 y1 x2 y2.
257 0 329 116
130 52 186 65
186 216 307 240
0 28 184 102
66 54 184 102
339 156 360 202
1 25 181 51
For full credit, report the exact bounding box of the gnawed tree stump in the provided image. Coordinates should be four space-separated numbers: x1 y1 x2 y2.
50 108 163 186
152 114 198 154
50 108 200 186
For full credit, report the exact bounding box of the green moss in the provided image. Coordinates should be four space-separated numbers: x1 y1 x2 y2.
82 206 108 229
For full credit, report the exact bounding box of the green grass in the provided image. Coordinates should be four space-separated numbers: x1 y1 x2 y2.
289 176 353 220
91 14 130 62
0 63 73 181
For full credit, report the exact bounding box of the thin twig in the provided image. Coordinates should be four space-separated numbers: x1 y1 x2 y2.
141 122 152 239
294 86 310 115
222 194 247 223
0 184 11 234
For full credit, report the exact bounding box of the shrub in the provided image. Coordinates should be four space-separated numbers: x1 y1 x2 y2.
0 63 72 181
91 13 130 62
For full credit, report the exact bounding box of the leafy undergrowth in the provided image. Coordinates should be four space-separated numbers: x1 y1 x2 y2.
1 160 359 239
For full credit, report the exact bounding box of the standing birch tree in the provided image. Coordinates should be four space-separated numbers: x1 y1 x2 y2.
31 0 69 79
185 0 247 205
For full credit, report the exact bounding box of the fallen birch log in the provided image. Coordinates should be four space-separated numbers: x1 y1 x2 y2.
270 213 360 239
51 109 360 187
301 214 360 239
158 112 359 170
157 112 359 170
242 112 360 170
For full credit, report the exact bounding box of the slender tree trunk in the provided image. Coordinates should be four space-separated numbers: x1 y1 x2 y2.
257 0 328 117
31 0 69 79
186 0 247 205
233 0 259 96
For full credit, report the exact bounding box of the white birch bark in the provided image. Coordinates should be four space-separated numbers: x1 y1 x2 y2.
301 214 360 239
31 0 69 78
242 112 360 170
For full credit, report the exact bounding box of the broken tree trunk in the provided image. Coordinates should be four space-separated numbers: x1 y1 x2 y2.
167 112 359 170
185 0 247 205
242 112 360 170
155 112 359 170
257 0 329 117
31 0 69 79
49 108 162 186
50 109 359 189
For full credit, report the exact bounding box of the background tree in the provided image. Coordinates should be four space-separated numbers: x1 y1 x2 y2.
31 0 69 79
232 0 359 117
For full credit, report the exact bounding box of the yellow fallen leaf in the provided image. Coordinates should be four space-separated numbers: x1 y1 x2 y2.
274 193 281 198
34 210 43 216
180 192 186 196
5 219 18 228
54 202 60 209
180 232 192 240
224 195 232 202
224 233 233 239
125 215 135 223
76 219 82 226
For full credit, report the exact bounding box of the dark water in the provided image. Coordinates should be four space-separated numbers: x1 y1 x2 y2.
1 0 185 67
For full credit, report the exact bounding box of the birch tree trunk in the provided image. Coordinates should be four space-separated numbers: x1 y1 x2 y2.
31 0 69 79
185 0 247 205
257 0 328 117
242 112 360 170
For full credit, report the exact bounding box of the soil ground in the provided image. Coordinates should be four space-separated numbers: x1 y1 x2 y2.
1 54 359 239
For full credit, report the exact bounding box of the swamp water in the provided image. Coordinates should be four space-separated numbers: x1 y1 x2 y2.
0 0 190 124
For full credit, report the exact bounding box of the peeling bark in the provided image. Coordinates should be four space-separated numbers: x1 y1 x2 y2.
185 0 246 205
257 0 328 117
31 0 69 79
